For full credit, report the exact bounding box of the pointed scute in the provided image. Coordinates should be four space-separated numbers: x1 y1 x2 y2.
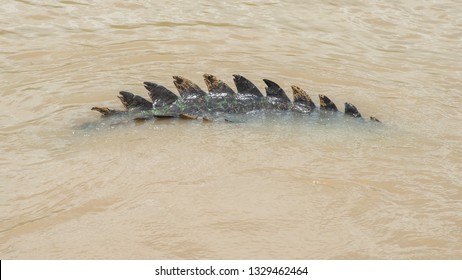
118 91 153 111
91 106 121 116
172 76 207 99
233 74 263 97
144 81 178 108
203 74 235 95
263 79 291 103
344 102 362 118
291 86 316 109
370 116 381 123
319 94 338 112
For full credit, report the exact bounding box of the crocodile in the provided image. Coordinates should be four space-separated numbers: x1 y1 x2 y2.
91 74 381 123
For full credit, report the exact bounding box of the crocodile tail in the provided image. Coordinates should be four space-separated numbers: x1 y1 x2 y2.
203 74 235 95
232 74 263 97
292 86 316 110
118 91 153 111
172 76 207 99
319 94 338 112
263 79 291 103
143 82 178 108
344 102 362 118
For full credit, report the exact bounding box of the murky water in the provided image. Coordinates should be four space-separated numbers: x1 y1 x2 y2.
1 0 461 259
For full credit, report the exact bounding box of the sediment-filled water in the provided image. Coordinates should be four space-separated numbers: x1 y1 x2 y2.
1 0 461 259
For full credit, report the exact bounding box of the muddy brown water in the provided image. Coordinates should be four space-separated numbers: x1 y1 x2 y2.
1 0 461 259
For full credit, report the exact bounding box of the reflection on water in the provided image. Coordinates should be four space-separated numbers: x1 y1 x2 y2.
0 0 461 259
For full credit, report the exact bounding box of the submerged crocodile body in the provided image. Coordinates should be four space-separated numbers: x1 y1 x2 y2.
92 74 381 123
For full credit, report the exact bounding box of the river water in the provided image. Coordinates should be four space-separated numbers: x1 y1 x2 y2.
1 0 461 259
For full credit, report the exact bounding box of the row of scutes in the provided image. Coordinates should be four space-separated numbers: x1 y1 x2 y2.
91 73 381 123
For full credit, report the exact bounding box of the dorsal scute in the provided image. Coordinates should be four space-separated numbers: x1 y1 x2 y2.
233 74 263 97
118 91 153 111
144 82 178 108
263 79 291 103
91 106 122 116
319 94 338 112
370 116 381 123
344 102 362 118
173 76 207 99
203 74 235 96
292 85 316 109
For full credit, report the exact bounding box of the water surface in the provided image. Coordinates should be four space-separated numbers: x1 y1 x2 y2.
1 0 461 259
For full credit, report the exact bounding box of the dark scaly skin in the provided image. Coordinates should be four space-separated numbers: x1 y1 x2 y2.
233 75 263 97
203 74 237 114
118 91 153 111
172 76 207 99
319 94 338 112
143 82 178 108
172 76 207 116
232 74 265 112
263 79 292 110
370 116 381 123
292 85 316 114
203 74 236 96
344 102 362 118
91 106 121 116
92 74 381 123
